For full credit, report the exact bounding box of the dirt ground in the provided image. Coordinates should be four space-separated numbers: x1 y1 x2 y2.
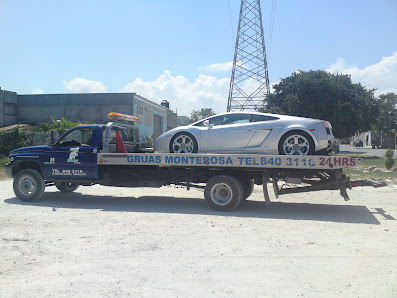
1 180 396 297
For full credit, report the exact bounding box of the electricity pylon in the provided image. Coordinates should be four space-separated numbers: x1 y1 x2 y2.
227 0 270 112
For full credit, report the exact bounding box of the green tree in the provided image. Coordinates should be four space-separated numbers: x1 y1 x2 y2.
371 93 397 147
190 108 216 123
50 117 79 135
263 70 379 138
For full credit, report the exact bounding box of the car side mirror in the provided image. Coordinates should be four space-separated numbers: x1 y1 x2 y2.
203 120 211 128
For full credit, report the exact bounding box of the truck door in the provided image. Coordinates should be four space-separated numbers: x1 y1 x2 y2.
43 126 99 181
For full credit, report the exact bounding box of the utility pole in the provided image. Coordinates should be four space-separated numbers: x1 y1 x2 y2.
227 0 270 112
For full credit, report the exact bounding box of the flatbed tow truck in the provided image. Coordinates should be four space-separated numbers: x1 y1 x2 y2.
4 115 385 211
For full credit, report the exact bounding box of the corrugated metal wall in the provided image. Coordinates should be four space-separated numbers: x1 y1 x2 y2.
18 93 134 106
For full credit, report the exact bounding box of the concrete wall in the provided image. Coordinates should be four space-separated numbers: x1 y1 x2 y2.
177 116 190 126
18 93 135 124
0 88 18 127
166 110 177 131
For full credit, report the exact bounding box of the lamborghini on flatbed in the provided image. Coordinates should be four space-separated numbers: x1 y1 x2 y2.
4 115 383 211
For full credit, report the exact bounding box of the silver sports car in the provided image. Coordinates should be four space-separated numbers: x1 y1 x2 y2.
154 112 334 155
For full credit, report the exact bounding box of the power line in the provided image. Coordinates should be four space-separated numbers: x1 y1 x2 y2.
267 0 276 64
227 0 235 40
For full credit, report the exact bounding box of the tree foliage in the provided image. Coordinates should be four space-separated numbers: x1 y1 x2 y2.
372 93 397 145
190 108 216 123
49 117 81 135
263 70 379 138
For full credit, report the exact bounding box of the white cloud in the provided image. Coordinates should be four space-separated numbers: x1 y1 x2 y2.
32 88 44 94
123 70 230 116
199 61 233 73
326 52 397 96
63 78 106 93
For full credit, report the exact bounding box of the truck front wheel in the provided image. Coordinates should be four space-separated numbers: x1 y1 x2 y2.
204 175 243 211
56 182 79 193
13 169 45 202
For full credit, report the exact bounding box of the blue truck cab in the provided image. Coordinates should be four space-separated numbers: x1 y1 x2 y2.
5 122 140 201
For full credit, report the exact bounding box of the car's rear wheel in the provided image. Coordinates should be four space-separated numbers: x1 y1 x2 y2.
169 132 198 153
278 130 315 155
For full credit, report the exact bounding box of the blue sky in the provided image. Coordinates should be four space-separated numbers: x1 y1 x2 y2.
1 0 396 116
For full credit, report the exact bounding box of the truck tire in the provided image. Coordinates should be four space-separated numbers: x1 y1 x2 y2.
240 178 254 201
13 169 45 202
56 182 79 193
204 175 243 211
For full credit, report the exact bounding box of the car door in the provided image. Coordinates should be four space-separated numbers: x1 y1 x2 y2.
244 114 280 149
43 127 98 181
199 114 256 152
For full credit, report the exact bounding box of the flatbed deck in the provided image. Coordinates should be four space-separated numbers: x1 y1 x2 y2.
98 153 358 170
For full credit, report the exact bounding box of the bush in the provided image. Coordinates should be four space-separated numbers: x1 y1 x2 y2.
385 149 395 170
0 128 31 157
142 135 154 148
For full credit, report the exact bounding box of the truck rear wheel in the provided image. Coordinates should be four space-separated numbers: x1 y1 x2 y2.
56 182 79 193
240 178 254 200
55 182 79 192
13 169 45 202
204 175 243 211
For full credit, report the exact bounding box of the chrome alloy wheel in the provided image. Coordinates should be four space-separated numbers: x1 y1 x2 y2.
172 135 195 153
283 134 310 155
209 183 233 206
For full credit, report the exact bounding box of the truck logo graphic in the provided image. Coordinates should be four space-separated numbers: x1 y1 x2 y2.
67 147 79 163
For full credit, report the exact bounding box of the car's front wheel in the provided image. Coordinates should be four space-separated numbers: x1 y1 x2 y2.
169 132 198 153
278 131 315 155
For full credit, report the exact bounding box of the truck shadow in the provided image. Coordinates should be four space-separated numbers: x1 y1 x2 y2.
5 191 381 225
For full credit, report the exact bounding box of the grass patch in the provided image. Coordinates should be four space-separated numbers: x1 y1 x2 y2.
0 169 9 180
0 156 7 165
0 156 11 180
341 155 397 184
